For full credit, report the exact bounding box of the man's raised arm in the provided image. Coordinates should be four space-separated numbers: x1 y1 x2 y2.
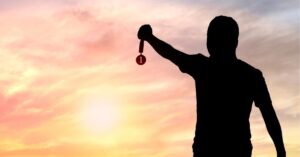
137 24 188 64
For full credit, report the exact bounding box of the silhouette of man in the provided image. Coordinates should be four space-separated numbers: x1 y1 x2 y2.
138 16 286 157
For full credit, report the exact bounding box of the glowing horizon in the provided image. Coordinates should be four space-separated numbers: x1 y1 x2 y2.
0 0 299 157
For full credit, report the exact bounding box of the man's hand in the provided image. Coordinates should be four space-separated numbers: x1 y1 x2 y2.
138 24 153 41
277 148 286 157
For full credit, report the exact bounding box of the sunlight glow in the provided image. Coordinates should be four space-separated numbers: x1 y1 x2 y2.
81 100 120 133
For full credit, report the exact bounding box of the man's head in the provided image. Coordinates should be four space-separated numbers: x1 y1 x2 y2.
207 16 239 60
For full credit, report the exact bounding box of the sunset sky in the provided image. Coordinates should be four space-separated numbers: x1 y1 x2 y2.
0 0 299 157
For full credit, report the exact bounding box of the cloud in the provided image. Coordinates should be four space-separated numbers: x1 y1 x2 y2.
0 0 299 157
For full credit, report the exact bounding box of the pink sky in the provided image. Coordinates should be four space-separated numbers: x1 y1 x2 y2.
0 0 299 157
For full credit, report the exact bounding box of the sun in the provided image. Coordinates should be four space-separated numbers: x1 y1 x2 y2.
81 100 120 133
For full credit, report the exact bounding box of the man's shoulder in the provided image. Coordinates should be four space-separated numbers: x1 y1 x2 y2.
193 53 209 60
176 53 208 74
237 60 263 76
188 53 209 65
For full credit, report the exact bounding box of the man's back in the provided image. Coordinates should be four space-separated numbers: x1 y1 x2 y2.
181 55 261 156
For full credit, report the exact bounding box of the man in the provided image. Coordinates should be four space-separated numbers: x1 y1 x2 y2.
137 15 286 157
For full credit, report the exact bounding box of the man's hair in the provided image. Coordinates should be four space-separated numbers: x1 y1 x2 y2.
207 15 239 57
207 15 239 40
